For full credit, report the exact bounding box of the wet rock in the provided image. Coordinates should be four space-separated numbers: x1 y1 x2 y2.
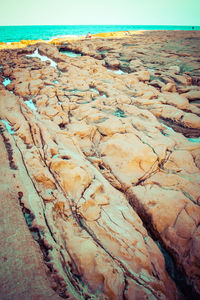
161 82 176 93
100 133 158 187
50 158 93 200
97 117 125 136
182 90 200 101
182 113 200 129
127 185 200 295
134 70 150 82
104 57 120 69
1 30 200 299
169 65 180 74
161 92 189 109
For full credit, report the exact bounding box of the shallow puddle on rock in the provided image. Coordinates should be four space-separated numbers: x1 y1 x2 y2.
69 89 85 93
97 50 108 54
161 123 175 132
90 88 107 98
91 87 101 96
60 51 81 58
3 78 11 86
147 67 155 72
77 101 89 104
26 49 57 69
90 88 100 94
114 70 126 74
187 137 200 143
108 69 126 75
161 123 200 143
113 108 126 118
24 99 37 111
1 119 14 134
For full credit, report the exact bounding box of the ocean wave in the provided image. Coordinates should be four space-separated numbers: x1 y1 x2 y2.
48 34 84 41
1 25 199 43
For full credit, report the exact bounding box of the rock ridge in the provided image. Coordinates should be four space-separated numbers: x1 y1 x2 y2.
0 30 200 299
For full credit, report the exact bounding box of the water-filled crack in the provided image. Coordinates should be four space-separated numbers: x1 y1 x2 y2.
126 189 199 300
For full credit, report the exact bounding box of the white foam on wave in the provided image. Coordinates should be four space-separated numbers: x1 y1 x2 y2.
49 34 84 42
26 49 57 69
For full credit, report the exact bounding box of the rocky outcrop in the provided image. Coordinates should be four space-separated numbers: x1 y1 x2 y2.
0 31 200 299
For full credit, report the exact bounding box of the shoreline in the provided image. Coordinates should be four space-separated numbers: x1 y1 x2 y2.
0 30 144 50
0 29 198 50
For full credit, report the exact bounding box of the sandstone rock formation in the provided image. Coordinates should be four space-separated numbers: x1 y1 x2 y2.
0 31 200 299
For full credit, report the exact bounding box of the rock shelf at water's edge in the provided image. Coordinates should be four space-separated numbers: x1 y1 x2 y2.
0 30 200 299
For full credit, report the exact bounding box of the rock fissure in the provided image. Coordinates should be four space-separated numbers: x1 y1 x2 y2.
81 219 164 300
0 122 18 170
1 31 200 299
126 189 199 299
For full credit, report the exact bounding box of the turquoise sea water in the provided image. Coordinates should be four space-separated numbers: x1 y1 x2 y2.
0 25 199 43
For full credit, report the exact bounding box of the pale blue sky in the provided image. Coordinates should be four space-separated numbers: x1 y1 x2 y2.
0 0 199 26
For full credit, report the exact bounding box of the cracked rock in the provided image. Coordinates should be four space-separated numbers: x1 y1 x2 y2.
0 31 200 299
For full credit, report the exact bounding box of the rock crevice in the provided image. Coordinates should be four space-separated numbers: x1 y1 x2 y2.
0 31 200 299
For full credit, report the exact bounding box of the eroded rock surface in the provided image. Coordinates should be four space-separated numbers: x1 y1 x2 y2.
0 31 200 299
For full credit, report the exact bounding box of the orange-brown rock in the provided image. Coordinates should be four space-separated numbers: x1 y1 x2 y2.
0 30 200 299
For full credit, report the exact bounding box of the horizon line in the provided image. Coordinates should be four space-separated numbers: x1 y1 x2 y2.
0 24 199 27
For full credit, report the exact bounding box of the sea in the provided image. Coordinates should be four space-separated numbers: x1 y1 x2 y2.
0 25 199 43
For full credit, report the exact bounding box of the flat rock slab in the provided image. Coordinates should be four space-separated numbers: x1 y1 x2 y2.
0 136 60 300
0 31 200 299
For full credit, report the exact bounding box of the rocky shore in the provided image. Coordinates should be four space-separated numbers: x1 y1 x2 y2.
0 30 200 299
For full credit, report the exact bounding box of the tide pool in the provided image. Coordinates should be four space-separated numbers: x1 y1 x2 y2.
26 49 57 69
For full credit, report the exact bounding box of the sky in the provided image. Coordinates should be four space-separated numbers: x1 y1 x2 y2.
0 0 200 26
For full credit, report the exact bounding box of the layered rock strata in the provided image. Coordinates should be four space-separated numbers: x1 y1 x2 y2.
0 31 200 299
